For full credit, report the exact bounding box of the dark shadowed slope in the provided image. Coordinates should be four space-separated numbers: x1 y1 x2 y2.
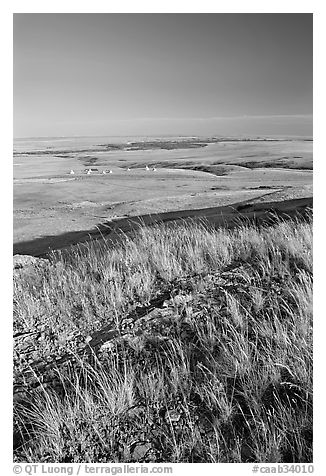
13 197 312 257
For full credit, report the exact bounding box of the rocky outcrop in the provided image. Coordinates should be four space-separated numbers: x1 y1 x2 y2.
14 254 49 269
13 272 206 400
13 254 49 277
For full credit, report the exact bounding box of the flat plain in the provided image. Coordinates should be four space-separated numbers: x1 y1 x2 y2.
14 136 312 255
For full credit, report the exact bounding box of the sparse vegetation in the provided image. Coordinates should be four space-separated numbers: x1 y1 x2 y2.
13 212 312 463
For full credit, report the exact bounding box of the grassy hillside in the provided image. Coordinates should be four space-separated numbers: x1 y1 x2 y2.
13 212 313 463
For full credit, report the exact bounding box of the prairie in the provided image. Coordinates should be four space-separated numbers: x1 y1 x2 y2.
14 137 312 255
13 136 313 463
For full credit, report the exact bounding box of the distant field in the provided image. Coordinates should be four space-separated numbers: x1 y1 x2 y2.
13 137 312 255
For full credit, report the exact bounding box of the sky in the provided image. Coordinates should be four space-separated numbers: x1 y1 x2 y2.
13 13 313 138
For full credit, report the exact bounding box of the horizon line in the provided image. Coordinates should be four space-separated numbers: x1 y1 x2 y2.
13 133 313 141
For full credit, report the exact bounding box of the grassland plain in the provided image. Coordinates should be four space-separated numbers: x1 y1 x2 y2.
14 211 312 463
14 137 312 252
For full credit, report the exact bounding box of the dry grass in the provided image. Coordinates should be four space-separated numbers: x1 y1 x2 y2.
14 212 313 463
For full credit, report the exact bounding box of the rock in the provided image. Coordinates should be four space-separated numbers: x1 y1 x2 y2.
13 254 49 270
13 255 50 279
130 441 152 461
